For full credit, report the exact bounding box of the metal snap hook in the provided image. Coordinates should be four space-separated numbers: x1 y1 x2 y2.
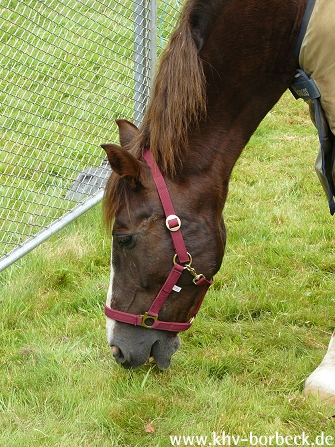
173 252 206 284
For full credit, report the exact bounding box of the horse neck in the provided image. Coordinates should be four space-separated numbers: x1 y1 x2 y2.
178 0 307 208
179 90 286 215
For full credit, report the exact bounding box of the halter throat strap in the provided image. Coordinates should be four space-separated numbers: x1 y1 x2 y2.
104 149 212 332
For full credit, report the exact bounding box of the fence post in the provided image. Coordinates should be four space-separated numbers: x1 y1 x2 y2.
134 0 157 127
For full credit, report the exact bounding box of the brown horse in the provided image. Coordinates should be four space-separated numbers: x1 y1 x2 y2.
102 0 335 401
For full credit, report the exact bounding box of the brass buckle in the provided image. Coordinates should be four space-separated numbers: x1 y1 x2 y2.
166 214 181 232
140 312 158 328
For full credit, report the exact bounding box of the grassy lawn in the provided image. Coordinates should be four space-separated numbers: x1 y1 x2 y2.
1 91 335 446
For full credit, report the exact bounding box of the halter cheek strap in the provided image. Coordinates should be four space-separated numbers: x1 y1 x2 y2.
104 149 213 332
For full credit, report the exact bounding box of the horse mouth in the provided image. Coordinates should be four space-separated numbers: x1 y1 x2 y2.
110 334 181 370
111 346 156 369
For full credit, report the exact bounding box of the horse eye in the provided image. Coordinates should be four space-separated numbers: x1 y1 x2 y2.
115 234 134 248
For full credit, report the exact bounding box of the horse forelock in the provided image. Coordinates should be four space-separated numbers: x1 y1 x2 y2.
103 174 132 230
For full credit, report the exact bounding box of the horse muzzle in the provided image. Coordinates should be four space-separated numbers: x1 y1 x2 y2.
107 321 181 370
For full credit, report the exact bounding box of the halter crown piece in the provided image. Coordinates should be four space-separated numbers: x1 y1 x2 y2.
104 149 213 332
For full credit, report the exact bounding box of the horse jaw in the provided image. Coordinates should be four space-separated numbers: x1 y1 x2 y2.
303 331 335 404
105 249 181 370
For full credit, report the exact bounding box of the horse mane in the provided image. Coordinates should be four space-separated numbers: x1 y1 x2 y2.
104 0 220 227
135 0 208 175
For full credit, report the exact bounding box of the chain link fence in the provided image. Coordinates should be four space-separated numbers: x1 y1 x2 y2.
0 0 181 271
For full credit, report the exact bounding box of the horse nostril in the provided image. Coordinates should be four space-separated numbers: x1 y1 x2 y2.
111 345 122 359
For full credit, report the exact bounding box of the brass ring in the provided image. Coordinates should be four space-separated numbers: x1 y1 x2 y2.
173 252 192 266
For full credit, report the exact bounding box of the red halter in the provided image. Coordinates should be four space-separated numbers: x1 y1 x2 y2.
104 149 213 332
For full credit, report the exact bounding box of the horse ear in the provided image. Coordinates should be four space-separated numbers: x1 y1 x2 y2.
189 3 216 51
101 143 141 187
115 119 139 148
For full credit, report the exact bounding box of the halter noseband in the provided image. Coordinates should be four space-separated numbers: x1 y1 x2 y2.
104 149 213 332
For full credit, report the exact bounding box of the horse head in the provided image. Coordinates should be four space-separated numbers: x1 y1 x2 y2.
102 120 226 369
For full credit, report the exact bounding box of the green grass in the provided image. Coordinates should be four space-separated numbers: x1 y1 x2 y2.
1 93 335 446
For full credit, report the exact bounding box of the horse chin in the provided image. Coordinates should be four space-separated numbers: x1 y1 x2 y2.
108 321 181 370
150 336 181 370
